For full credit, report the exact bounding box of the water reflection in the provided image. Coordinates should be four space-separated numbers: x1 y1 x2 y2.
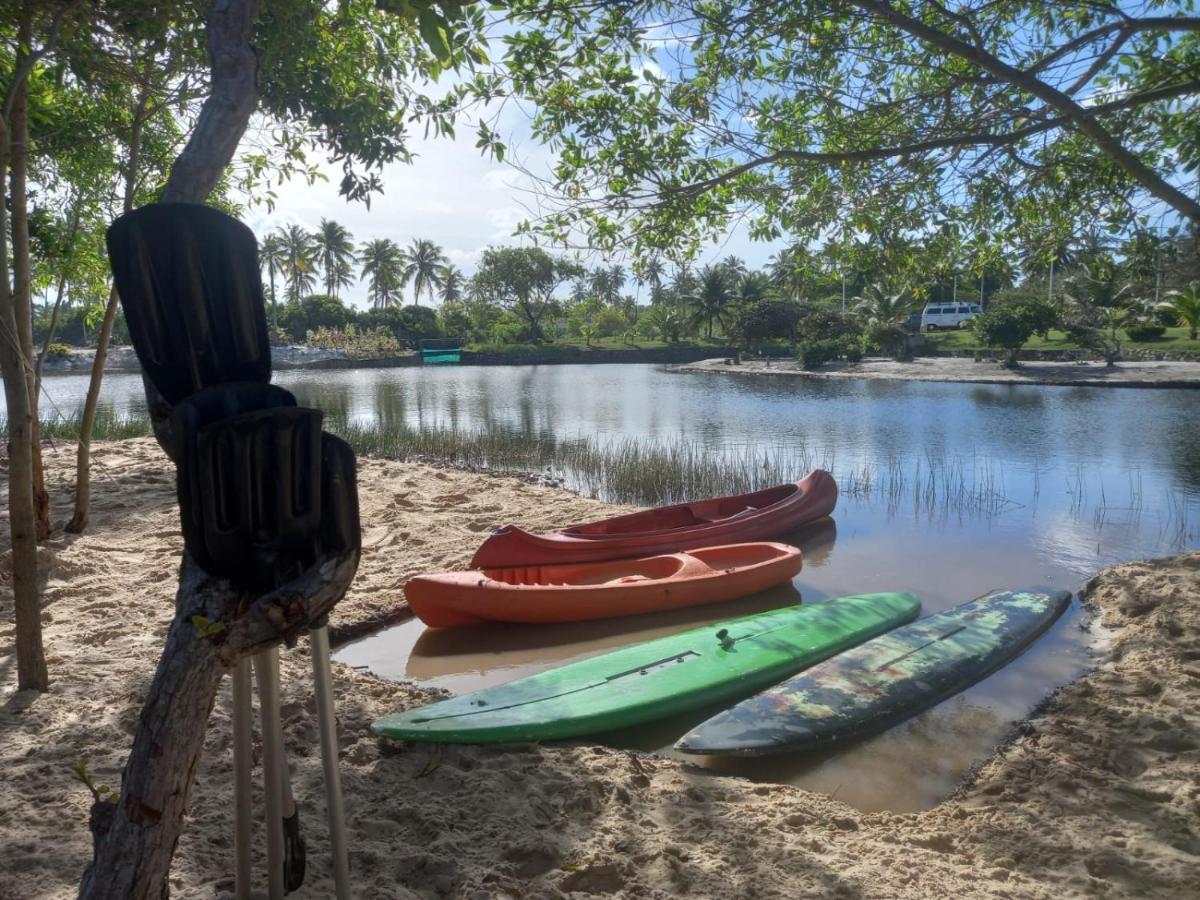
32 363 1188 810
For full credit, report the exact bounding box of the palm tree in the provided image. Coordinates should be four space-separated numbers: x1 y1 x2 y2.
402 238 449 305
313 219 356 299
768 247 808 302
439 264 465 304
735 271 773 306
258 234 286 326
279 224 317 301
853 282 915 326
638 257 666 303
686 265 734 338
359 238 407 308
720 255 746 280
1164 282 1200 340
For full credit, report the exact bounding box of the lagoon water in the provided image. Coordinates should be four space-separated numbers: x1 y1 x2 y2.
33 363 1200 810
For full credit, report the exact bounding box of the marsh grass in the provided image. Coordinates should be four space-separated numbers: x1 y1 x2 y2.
37 407 153 442
25 410 1199 545
330 417 1018 515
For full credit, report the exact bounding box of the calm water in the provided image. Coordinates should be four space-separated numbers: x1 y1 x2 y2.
34 364 1200 811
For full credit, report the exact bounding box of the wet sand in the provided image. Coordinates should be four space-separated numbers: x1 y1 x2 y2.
677 356 1200 388
2 438 1197 898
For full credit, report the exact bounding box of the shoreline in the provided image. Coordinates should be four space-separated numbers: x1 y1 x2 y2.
674 356 1200 389
2 439 1198 898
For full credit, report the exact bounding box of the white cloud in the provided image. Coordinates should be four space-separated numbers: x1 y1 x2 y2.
241 90 783 308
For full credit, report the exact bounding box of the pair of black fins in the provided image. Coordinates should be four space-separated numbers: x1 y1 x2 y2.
107 204 362 890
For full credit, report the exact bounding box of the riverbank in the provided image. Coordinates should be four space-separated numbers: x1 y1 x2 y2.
2 439 1197 898
677 356 1200 388
40 343 736 375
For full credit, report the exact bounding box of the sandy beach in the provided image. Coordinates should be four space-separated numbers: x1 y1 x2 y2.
677 356 1200 388
2 438 1198 899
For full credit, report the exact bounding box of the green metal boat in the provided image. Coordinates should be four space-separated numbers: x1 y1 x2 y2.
371 592 921 743
676 588 1072 756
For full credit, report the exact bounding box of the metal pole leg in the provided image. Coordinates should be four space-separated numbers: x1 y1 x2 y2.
232 659 254 900
255 648 286 900
310 624 351 899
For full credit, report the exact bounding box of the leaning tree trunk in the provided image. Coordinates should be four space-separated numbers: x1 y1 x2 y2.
65 284 120 533
67 76 149 534
81 0 266 895
79 554 357 899
34 262 73 394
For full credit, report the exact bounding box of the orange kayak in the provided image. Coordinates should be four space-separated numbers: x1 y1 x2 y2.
469 471 837 568
406 542 803 627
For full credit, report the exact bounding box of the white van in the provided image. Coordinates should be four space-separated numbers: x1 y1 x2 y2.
921 302 982 331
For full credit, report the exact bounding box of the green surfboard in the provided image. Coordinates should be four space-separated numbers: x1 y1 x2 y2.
371 592 921 743
675 588 1071 756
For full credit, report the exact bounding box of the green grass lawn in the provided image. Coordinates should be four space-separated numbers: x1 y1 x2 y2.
924 327 1200 353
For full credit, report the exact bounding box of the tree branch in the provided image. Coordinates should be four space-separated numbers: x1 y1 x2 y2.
848 0 1200 223
664 79 1200 200
1028 17 1200 75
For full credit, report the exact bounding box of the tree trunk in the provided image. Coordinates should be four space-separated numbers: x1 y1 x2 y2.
7 37 50 541
34 262 73 394
68 82 147 535
158 0 262 203
269 264 277 327
0 27 49 692
65 285 120 533
82 0 283 894
80 553 357 900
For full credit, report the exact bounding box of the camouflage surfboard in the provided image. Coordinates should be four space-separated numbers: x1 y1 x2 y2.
675 588 1071 756
372 592 920 744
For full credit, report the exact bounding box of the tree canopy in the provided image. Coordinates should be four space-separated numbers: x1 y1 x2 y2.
482 0 1199 277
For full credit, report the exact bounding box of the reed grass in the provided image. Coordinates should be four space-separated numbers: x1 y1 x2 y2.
22 410 1199 546
37 407 152 442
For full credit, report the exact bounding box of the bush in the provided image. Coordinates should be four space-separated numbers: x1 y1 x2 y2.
278 294 353 341
971 304 1036 367
44 342 73 360
797 337 859 370
862 323 908 360
796 307 858 343
358 304 442 349
734 299 803 349
304 325 401 359
1126 322 1166 342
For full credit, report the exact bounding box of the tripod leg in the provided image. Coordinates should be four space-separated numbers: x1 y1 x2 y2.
255 649 286 900
232 659 254 900
310 624 351 899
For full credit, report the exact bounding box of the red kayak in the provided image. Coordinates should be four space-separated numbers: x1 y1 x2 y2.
408 542 803 627
469 470 837 568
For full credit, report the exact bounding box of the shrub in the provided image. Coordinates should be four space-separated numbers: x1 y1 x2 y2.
1126 322 1166 342
971 304 1036 368
358 304 442 349
304 325 401 359
44 342 73 360
489 321 528 345
278 294 353 341
796 307 858 343
734 299 803 350
797 336 859 370
862 323 908 360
